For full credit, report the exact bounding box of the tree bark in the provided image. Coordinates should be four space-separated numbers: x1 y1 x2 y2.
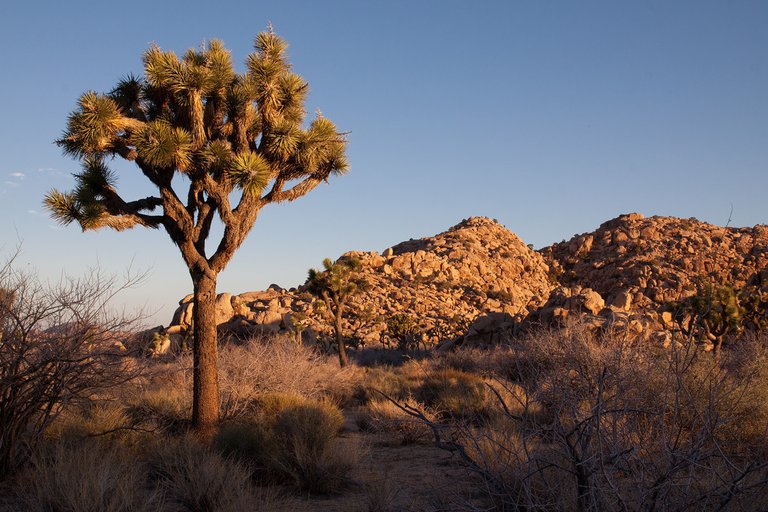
191 271 219 438
334 306 347 368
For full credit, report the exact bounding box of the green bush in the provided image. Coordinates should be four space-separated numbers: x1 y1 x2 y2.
215 421 272 469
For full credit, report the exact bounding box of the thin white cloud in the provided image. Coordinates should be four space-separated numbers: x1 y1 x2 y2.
37 167 62 176
8 172 25 179
4 181 18 188
28 209 38 215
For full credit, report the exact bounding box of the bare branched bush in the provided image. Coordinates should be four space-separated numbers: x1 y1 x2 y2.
356 398 436 444
159 336 361 421
0 254 145 477
390 322 768 511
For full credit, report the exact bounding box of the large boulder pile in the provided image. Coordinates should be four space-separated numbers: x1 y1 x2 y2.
166 217 554 346
541 213 768 311
161 213 767 351
511 213 768 344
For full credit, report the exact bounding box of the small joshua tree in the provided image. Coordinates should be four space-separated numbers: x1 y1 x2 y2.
44 29 348 436
386 312 420 352
669 283 745 354
306 257 365 367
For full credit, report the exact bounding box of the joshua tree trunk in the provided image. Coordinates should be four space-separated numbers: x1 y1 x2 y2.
191 271 219 438
335 306 348 367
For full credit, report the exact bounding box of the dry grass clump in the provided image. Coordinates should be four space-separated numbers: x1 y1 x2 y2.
147 436 284 512
46 401 150 448
157 336 362 421
356 398 436 444
216 393 358 495
415 368 498 420
364 472 399 512
127 372 192 433
16 442 154 512
11 437 288 512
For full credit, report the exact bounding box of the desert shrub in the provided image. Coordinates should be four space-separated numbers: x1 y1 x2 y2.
353 347 409 367
364 472 399 512
127 372 192 433
385 313 420 352
215 421 273 470
177 336 362 420
356 360 428 405
147 436 282 512
217 393 355 494
356 398 435 444
270 396 351 493
415 368 496 420
409 327 768 511
272 398 344 451
0 257 144 477
17 441 154 512
47 401 147 447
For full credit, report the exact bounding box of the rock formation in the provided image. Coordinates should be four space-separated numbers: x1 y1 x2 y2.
166 217 554 346
541 213 768 311
161 213 767 350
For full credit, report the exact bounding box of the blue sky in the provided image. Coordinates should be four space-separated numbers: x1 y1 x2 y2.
1 1 766 325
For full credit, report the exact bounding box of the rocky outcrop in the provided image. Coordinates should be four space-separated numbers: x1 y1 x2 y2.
541 213 768 311
161 213 767 351
166 217 554 346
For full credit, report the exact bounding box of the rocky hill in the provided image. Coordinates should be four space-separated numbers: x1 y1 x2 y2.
157 213 767 352
164 217 554 348
541 213 768 311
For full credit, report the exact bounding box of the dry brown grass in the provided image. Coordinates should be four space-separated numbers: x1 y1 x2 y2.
216 393 360 495
16 442 154 512
147 436 285 511
357 398 436 444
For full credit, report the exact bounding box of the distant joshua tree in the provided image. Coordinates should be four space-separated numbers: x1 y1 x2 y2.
44 29 348 437
306 257 365 367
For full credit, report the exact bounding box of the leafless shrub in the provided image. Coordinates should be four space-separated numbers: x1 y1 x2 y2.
163 336 361 421
388 322 768 511
0 254 146 477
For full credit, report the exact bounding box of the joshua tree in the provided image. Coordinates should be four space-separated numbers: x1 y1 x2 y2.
44 29 348 436
306 257 364 367
669 283 745 354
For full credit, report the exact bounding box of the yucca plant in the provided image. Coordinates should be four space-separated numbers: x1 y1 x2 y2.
45 28 349 437
668 283 745 354
306 257 365 367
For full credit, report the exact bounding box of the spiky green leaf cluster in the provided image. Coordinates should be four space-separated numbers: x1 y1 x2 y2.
43 190 79 226
48 28 348 235
229 151 270 196
144 40 234 96
131 121 193 171
306 257 365 304
59 92 132 157
43 187 106 231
